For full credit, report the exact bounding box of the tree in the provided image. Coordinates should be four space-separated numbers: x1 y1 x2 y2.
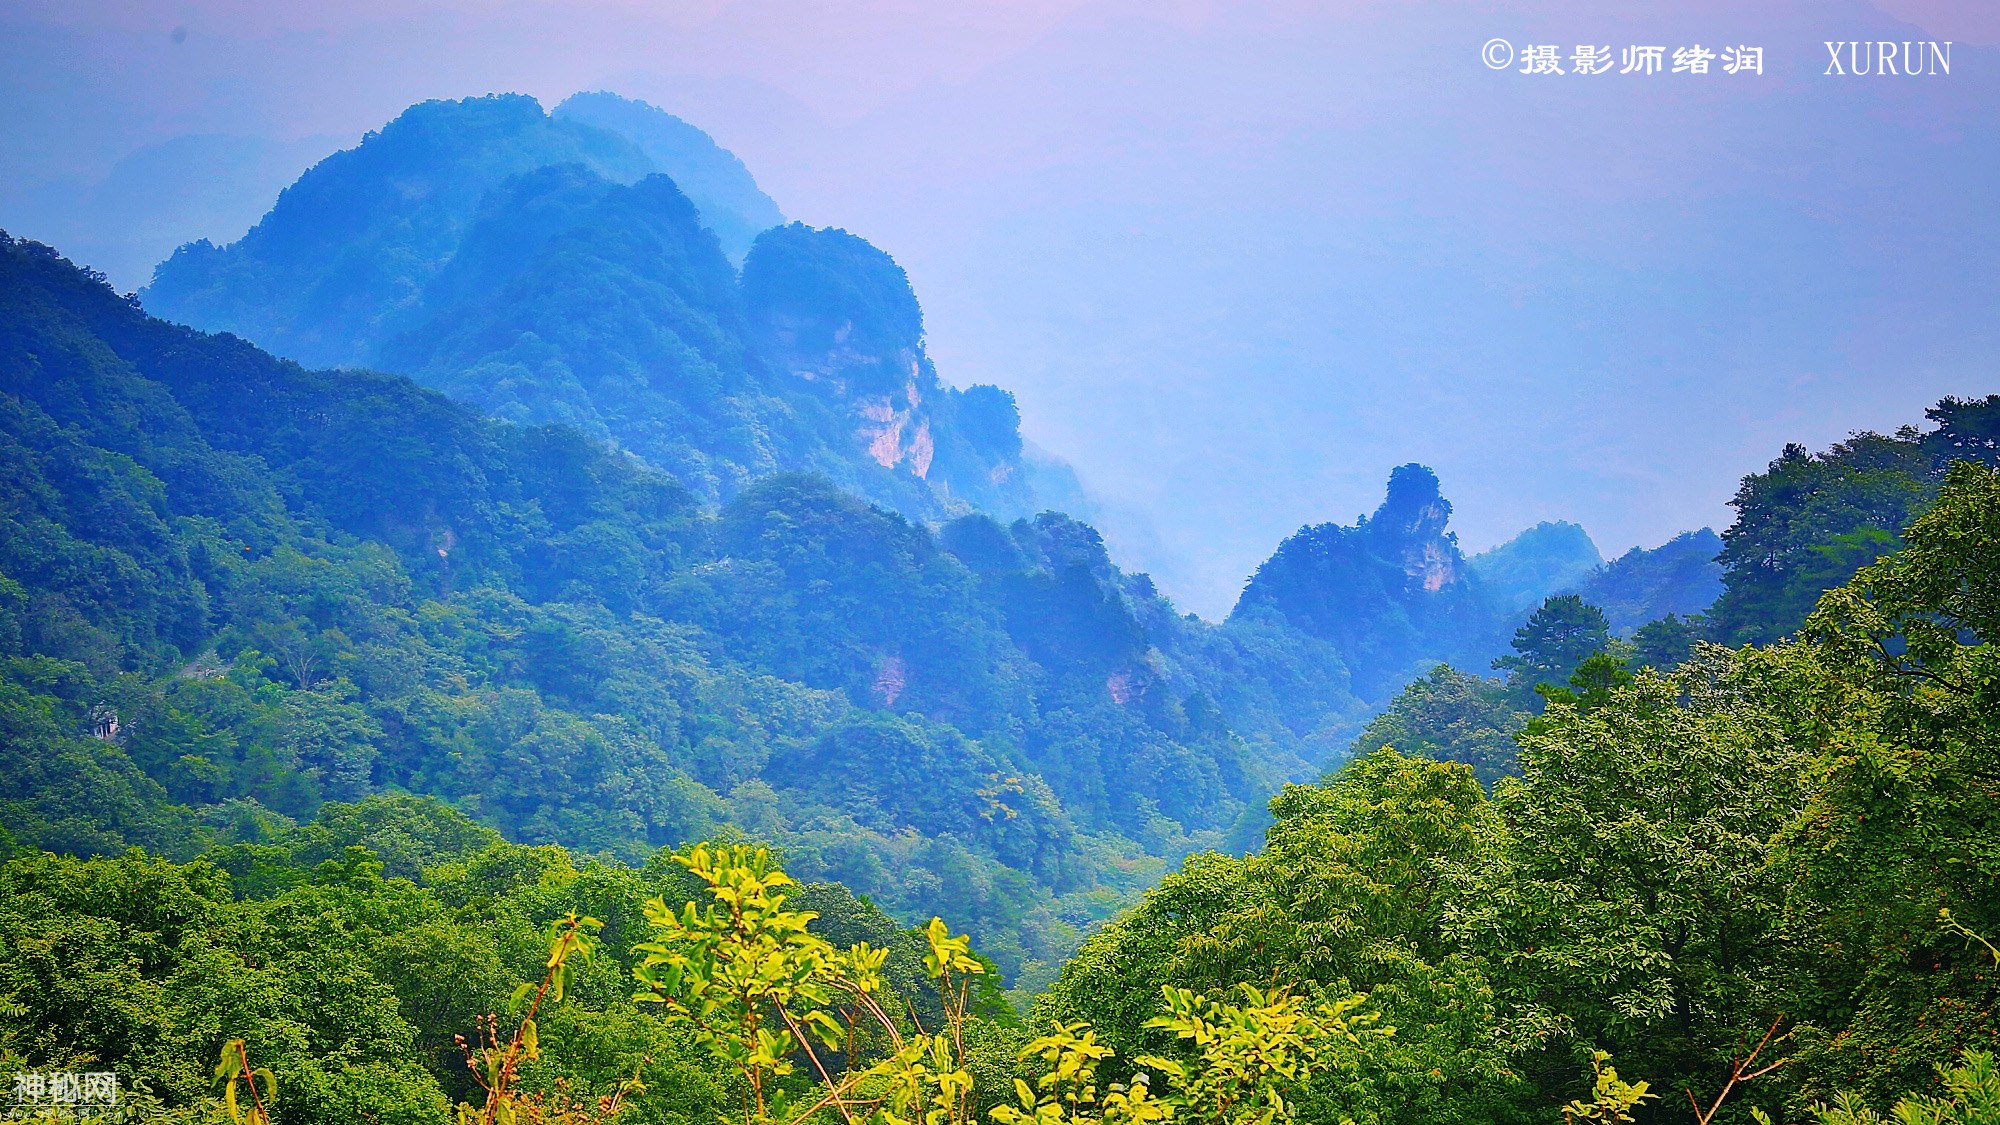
1812 1052 2000 1125
1347 664 1529 786
1631 614 1705 671
1038 749 1520 1125
1494 595 1614 703
1759 461 2000 1105
994 986 1383 1125
1470 652 1809 1108
630 842 991 1125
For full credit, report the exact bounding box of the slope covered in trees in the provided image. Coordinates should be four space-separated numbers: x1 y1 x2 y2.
1571 528 1724 635
0 232 1358 978
1232 463 1504 701
1043 462 2000 1123
553 91 785 262
1297 400 2000 792
12 461 1996 1125
1467 520 1603 617
142 94 1072 525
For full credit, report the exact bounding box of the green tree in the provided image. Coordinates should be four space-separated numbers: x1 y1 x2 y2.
1494 595 1614 703
1760 461 2000 1105
1468 652 1808 1109
1347 664 1529 786
1812 1052 2000 1125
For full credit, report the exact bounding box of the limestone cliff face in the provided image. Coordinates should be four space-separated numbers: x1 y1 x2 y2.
1369 463 1461 593
755 304 938 477
858 387 934 478
743 224 1034 513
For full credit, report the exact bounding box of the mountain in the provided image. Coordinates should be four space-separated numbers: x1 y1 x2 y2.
143 95 654 370
1468 524 1723 639
1466 521 1602 617
142 94 1064 525
554 92 784 262
1231 464 1503 701
0 232 1358 974
1570 529 1723 635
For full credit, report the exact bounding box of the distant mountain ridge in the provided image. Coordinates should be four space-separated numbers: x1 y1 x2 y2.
1235 468 1732 702
554 91 783 262
144 95 654 370
142 93 1078 526
1572 529 1724 635
1469 522 1725 636
1467 521 1602 617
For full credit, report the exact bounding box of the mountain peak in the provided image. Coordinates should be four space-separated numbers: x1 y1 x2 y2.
553 91 783 261
1467 520 1603 616
1233 465 1495 700
138 93 1060 527
1370 463 1457 591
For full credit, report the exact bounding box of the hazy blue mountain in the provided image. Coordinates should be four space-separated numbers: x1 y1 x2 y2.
554 91 784 262
0 133 339 293
1467 521 1602 617
1232 464 1504 701
143 95 653 370
1571 529 1724 635
140 95 1068 525
740 221 1047 516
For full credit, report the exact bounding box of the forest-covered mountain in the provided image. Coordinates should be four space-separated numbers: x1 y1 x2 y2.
1239 465 1742 706
1327 395 2000 790
1231 464 1502 700
142 94 1069 524
1466 520 1602 617
1574 528 1724 634
0 230 1367 982
8 409 1997 1125
552 91 784 262
11 144 2000 1125
11 83 2000 1125
1467 522 1724 640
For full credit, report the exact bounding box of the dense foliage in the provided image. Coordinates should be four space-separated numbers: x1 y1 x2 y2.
0 232 1365 980
1043 461 2000 1125
0 803 943 1125
1709 398 2000 644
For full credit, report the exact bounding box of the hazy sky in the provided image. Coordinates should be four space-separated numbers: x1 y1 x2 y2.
4 0 1997 616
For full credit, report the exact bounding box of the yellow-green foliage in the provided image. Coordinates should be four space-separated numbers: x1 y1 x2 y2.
631 843 988 1125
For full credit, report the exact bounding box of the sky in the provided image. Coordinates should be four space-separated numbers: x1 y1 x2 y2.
4 0 1997 617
